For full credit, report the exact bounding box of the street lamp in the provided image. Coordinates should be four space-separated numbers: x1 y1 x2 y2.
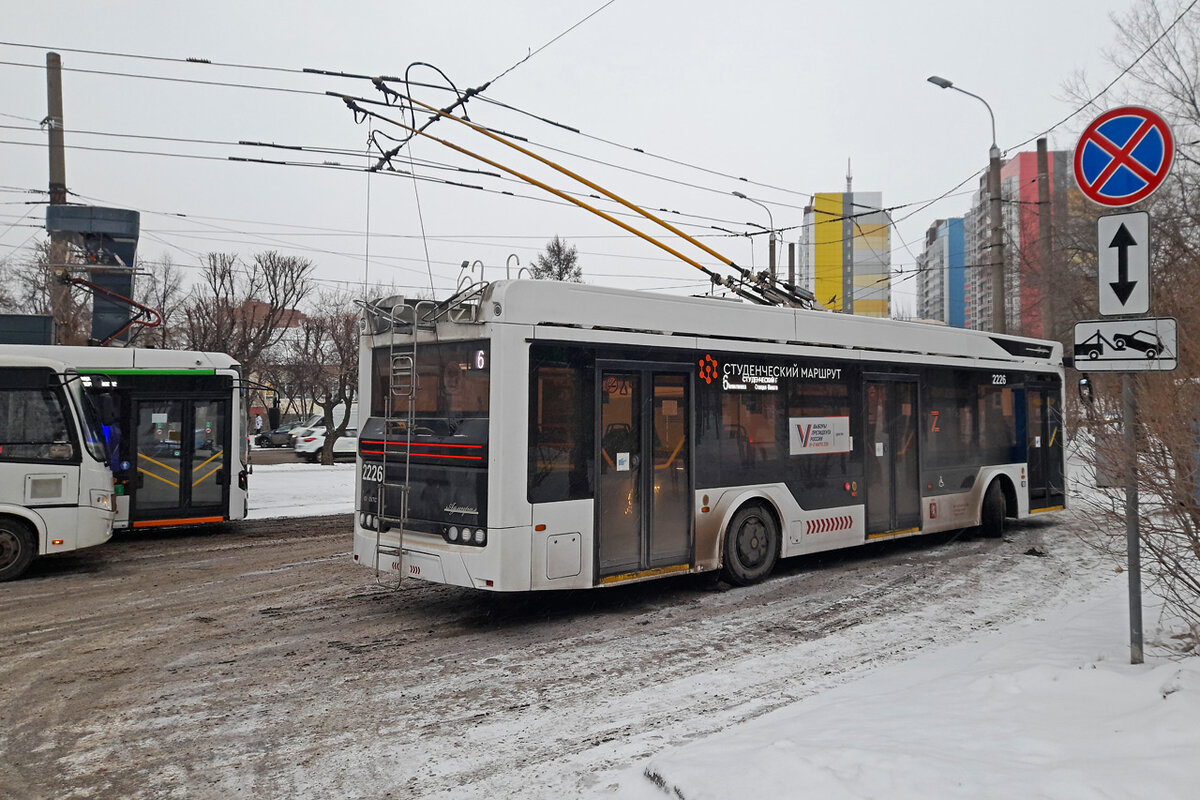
732 191 777 279
927 75 1006 334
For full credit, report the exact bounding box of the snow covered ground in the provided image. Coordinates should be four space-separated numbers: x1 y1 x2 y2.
246 462 355 519
610 585 1198 800
245 462 1199 799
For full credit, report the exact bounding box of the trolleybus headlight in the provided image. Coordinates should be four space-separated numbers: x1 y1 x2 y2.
447 526 459 542
473 529 486 545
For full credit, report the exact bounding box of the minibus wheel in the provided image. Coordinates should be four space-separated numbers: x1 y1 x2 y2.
0 517 36 582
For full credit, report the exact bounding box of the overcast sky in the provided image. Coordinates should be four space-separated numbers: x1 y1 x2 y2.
2 0 1143 312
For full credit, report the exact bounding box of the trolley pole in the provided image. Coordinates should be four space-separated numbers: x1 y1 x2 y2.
1123 374 1144 664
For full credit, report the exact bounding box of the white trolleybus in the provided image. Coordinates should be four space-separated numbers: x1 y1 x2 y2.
352 280 1065 591
1 347 115 581
3 345 250 533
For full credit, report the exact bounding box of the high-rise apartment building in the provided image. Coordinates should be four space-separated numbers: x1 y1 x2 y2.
916 218 967 327
798 190 891 318
958 149 1071 336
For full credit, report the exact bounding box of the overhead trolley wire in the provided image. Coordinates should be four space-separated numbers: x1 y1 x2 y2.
341 81 812 306
1004 0 1200 154
486 0 618 86
0 58 327 97
1 39 949 243
339 93 727 283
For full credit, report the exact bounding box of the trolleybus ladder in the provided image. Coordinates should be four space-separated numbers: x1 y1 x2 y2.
374 299 433 588
370 283 488 588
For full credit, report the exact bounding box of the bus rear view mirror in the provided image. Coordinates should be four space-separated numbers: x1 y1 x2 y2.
1078 377 1094 405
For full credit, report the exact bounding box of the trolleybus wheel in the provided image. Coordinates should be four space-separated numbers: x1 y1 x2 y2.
980 481 1006 539
722 504 779 586
0 517 36 582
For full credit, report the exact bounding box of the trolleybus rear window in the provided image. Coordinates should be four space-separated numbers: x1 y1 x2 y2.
370 341 490 419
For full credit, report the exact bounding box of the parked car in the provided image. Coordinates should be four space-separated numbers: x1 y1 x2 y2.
256 422 299 448
288 415 325 448
293 427 358 462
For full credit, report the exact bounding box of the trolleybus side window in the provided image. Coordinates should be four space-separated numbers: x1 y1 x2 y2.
721 390 782 468
786 380 855 483
977 380 1019 464
923 370 977 469
923 369 1021 468
528 346 595 503
0 370 77 463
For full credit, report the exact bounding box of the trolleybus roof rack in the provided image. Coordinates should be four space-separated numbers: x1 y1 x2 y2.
357 281 488 334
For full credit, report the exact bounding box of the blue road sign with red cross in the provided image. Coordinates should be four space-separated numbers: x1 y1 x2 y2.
1074 106 1174 207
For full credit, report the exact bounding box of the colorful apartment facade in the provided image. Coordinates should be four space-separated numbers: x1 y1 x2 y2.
798 191 891 318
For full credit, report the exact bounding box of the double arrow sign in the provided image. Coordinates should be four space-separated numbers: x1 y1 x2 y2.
1076 209 1176 373
1098 211 1150 316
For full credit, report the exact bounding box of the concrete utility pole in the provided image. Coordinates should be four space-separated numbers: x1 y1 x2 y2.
46 51 70 344
927 75 1007 333
1036 138 1054 339
988 144 1006 334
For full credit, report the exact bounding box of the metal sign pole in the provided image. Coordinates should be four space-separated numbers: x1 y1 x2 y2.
1073 106 1175 666
1123 374 1143 664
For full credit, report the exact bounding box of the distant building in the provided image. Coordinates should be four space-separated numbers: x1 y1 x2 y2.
916 218 967 327
798 190 891 318
959 149 1072 336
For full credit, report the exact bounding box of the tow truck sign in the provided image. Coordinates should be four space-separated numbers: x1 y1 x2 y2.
1073 317 1177 372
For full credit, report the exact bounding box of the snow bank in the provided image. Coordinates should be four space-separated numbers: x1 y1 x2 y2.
625 586 1199 800
246 463 355 520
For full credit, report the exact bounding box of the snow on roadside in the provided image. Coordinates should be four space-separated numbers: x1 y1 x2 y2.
242 442 1199 799
615 580 1198 800
246 463 355 520
604 442 1199 799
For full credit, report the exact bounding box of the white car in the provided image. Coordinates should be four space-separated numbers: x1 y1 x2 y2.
293 426 358 462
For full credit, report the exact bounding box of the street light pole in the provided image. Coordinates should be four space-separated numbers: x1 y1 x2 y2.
733 191 776 280
928 75 1007 334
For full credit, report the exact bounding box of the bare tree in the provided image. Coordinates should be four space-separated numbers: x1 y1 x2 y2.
283 291 359 465
0 256 16 312
1067 0 1200 644
530 236 582 282
0 239 90 343
131 254 187 349
181 250 314 376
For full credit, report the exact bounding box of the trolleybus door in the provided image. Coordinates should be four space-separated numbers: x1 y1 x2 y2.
596 366 692 579
864 377 921 536
131 398 229 525
1025 382 1065 510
